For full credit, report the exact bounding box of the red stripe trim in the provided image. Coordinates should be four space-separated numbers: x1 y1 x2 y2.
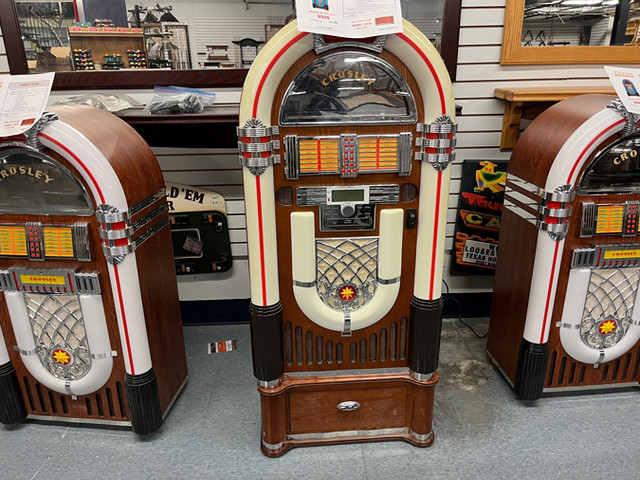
429 171 442 299
539 117 625 343
396 33 446 114
540 242 560 344
252 32 309 118
39 132 136 374
566 119 625 184
396 32 447 299
255 176 268 306
249 31 308 306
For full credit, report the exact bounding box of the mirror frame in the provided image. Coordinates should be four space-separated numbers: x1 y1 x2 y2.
502 0 640 65
1 0 462 88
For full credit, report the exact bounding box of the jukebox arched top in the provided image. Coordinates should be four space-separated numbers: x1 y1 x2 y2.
578 134 640 195
279 51 417 126
0 148 93 216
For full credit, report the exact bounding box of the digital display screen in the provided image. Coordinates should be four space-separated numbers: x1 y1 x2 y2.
331 189 364 202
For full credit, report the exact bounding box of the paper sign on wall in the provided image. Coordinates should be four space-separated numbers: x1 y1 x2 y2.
296 0 403 38
605 66 640 114
0 73 55 137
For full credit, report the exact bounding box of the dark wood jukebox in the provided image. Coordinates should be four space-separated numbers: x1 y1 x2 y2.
237 20 456 455
488 94 640 400
0 106 187 433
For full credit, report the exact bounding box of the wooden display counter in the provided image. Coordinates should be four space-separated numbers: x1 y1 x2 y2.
494 86 616 150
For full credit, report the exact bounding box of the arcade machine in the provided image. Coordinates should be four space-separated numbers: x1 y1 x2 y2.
0 105 188 433
488 94 640 400
237 20 456 455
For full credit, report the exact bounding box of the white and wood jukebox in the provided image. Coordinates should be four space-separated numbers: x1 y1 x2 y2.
0 105 187 433
488 94 640 400
237 20 456 455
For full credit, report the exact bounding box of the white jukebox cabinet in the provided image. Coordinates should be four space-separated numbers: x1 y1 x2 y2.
0 106 188 433
237 20 456 455
488 95 640 400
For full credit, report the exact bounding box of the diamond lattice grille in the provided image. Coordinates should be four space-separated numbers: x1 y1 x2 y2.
26 293 91 380
316 237 378 310
581 267 640 349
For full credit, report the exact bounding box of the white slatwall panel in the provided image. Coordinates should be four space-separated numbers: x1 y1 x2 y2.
192 17 273 68
41 0 620 298
0 33 8 73
445 0 623 292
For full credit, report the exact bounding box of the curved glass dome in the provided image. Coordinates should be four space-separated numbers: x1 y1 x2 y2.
578 134 640 195
279 51 417 126
0 148 93 215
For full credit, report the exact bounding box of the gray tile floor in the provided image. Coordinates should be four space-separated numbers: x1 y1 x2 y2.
1 321 639 480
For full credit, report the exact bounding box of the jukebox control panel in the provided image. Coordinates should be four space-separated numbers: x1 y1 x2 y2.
297 184 400 231
581 201 640 237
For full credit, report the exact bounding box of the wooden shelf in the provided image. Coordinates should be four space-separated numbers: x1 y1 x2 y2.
69 27 147 70
494 86 616 150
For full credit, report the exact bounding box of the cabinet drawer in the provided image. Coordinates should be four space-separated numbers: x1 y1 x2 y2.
289 385 408 434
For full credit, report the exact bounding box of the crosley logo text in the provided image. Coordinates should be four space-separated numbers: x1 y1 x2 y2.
320 69 375 86
612 148 638 165
0 166 54 183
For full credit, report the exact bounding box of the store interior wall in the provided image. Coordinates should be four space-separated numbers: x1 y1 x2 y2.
1 0 631 304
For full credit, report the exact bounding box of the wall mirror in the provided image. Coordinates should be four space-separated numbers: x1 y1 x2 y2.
502 0 640 64
0 0 462 90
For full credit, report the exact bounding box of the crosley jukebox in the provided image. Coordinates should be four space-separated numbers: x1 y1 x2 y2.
237 20 456 455
488 94 640 400
0 105 187 433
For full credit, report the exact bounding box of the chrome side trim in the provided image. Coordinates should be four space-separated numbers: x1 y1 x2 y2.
26 111 59 151
293 280 315 288
504 200 537 226
414 115 457 171
607 99 640 136
237 118 281 176
97 197 169 265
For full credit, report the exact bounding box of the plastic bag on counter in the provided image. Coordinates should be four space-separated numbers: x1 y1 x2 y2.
145 86 216 114
52 93 140 112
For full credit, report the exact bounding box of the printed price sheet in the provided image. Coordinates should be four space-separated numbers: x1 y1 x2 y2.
605 66 640 114
296 0 403 38
0 73 55 137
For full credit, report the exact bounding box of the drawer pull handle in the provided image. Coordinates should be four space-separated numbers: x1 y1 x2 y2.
337 401 360 411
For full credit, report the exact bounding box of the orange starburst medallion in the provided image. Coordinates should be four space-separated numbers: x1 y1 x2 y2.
52 349 71 365
338 284 357 302
599 319 617 335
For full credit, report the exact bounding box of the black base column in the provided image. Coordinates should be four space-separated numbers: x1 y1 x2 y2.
125 369 163 435
0 361 27 425
408 297 443 375
249 302 284 383
514 339 549 401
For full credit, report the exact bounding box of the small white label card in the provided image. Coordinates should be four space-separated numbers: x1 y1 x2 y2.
0 73 55 137
296 0 403 39
605 66 640 114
